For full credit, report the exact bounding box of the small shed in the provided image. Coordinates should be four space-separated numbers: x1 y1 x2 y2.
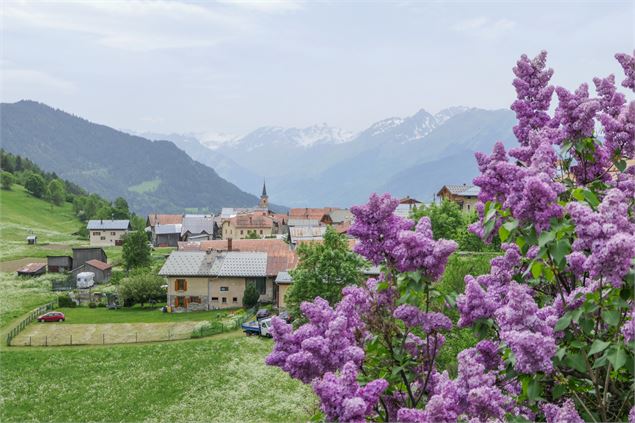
154 224 182 247
71 259 112 283
72 247 107 269
26 235 37 245
17 262 46 277
47 256 73 273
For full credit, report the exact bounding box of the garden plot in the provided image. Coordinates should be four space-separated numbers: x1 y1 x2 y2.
11 321 201 346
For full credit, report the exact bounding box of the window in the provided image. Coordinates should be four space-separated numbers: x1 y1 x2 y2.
92 231 100 236
190 296 201 304
240 230 243 235
211 297 219 301
220 286 229 292
175 279 187 291
222 297 227 303
100 236 106 240
111 231 116 235
260 230 263 234
232 297 238 303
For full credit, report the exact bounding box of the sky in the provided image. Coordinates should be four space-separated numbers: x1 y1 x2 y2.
1 0 634 138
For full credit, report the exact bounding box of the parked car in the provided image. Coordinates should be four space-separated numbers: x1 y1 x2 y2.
37 311 65 322
256 309 271 320
241 317 272 337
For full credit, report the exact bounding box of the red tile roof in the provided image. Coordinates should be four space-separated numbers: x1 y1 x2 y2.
85 259 112 271
232 214 274 229
17 263 46 274
289 207 338 220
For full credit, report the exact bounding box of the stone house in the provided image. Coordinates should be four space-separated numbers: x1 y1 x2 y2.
159 250 274 311
436 184 480 213
47 255 73 273
71 259 112 283
72 247 107 269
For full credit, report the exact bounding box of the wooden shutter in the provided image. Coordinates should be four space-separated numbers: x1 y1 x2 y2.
174 280 178 291
184 279 188 291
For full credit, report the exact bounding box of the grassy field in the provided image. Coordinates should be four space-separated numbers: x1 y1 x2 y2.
56 306 243 324
0 335 315 422
0 185 84 261
0 272 60 329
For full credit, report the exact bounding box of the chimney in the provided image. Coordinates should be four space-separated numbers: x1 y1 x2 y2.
206 249 213 264
227 238 233 252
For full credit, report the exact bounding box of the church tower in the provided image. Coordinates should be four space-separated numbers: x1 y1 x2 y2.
259 180 269 209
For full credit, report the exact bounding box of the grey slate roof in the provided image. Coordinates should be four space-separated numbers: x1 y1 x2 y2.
87 220 131 230
158 251 267 277
442 184 480 196
288 218 321 227
328 209 353 224
275 271 293 284
155 224 182 235
181 215 215 235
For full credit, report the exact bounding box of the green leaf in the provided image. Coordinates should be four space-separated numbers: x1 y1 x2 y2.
538 231 555 247
616 159 627 172
530 261 544 279
554 313 572 332
550 239 571 266
543 266 555 282
588 340 610 356
602 310 621 327
565 352 587 373
582 190 600 208
606 346 627 371
552 384 567 400
527 378 541 402
499 225 511 242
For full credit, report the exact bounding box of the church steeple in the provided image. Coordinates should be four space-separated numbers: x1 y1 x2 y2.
259 179 269 209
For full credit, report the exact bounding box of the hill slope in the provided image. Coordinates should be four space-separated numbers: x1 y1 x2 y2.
0 184 83 261
0 101 261 214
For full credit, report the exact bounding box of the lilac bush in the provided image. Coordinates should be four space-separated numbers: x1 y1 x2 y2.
267 51 634 422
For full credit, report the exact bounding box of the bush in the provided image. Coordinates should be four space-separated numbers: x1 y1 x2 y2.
58 294 76 308
242 283 259 309
88 302 97 309
118 271 166 307
97 302 106 308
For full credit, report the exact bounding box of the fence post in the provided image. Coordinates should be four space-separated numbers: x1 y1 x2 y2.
45 336 48 347
103 333 105 345
135 332 138 343
70 334 72 345
29 336 32 346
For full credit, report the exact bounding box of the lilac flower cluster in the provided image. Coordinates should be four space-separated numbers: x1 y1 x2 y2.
350 194 457 279
541 400 584 423
510 51 555 147
312 361 388 423
396 340 534 422
567 189 635 287
457 244 557 373
266 287 370 384
616 50 635 92
348 193 413 265
622 306 635 343
472 139 565 234
393 305 452 333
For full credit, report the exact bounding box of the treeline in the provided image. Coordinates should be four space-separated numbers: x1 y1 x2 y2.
0 149 145 235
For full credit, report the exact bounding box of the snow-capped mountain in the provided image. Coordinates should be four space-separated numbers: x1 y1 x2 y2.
235 123 354 151
434 106 471 125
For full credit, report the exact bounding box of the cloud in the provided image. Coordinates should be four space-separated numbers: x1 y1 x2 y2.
451 16 516 39
2 1 254 51
0 65 77 97
216 0 304 13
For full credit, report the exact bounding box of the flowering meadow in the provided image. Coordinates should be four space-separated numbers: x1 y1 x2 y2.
266 51 635 422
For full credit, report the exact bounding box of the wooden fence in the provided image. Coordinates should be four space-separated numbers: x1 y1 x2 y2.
6 301 57 345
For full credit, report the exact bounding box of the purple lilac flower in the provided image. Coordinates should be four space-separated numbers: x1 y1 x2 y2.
616 50 635 92
510 51 555 146
593 74 626 118
541 399 584 423
629 405 635 423
599 100 635 160
567 189 635 287
312 361 388 422
555 83 601 141
349 193 413 265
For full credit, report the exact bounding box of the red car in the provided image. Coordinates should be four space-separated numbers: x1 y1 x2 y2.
37 311 65 322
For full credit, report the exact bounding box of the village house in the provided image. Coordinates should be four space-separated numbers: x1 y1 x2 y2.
153 224 182 247
394 196 422 218
437 184 480 213
274 271 293 309
146 214 184 243
159 250 274 311
181 214 215 241
222 213 275 239
47 255 73 273
87 219 131 246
